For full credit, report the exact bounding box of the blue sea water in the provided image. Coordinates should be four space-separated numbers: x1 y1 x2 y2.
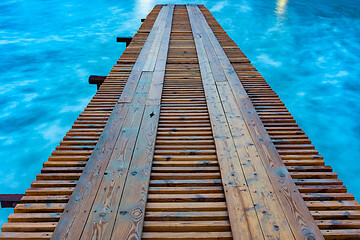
0 0 359 225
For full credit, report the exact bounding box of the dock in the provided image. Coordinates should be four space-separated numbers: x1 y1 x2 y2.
1 4 359 240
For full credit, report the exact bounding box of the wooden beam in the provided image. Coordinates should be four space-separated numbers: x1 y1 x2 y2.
118 6 171 104
88 75 106 89
51 5 174 240
110 6 174 239
188 5 295 239
116 37 132 47
187 4 324 240
0 194 25 208
187 5 263 239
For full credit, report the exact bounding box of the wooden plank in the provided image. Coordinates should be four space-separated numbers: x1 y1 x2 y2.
78 103 146 240
79 5 173 239
142 7 169 71
142 231 232 240
146 202 227 212
188 5 296 239
51 6 169 239
1 222 57 232
50 102 130 239
109 105 160 239
54 69 152 239
7 213 61 222
110 6 173 239
147 6 174 106
321 229 360 240
189 4 324 240
14 203 65 213
119 5 169 103
316 220 360 229
0 232 52 240
143 220 231 232
187 5 263 239
215 81 295 238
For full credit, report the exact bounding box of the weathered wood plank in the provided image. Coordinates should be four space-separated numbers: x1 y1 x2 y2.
109 105 160 239
78 5 173 239
1 222 57 232
187 5 263 239
0 232 52 240
142 231 232 240
78 103 146 240
109 7 173 239
51 6 169 239
142 7 169 72
50 102 130 239
147 6 174 106
119 5 169 103
188 5 297 239
188 4 323 240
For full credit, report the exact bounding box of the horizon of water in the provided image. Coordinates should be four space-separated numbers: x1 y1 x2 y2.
0 0 359 225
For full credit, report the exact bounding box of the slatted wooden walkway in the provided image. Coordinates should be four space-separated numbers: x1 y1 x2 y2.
1 4 359 240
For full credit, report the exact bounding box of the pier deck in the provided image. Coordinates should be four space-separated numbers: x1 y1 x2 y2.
1 4 359 240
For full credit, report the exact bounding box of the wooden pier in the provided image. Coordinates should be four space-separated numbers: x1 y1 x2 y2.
1 4 359 240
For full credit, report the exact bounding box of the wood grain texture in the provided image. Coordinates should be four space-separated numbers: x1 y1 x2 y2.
195 7 325 240
79 103 146 240
119 6 170 103
110 105 160 239
199 3 360 239
142 5 233 239
109 6 174 239
187 4 323 240
187 5 263 239
189 7 295 239
51 5 172 240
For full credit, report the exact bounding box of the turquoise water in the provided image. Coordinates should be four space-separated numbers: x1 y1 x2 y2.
0 0 359 225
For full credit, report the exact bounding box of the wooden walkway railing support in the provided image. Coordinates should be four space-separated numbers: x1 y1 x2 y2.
116 37 132 47
88 75 106 89
0 194 25 208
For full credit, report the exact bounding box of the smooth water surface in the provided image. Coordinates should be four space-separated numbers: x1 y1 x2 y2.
0 0 359 224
